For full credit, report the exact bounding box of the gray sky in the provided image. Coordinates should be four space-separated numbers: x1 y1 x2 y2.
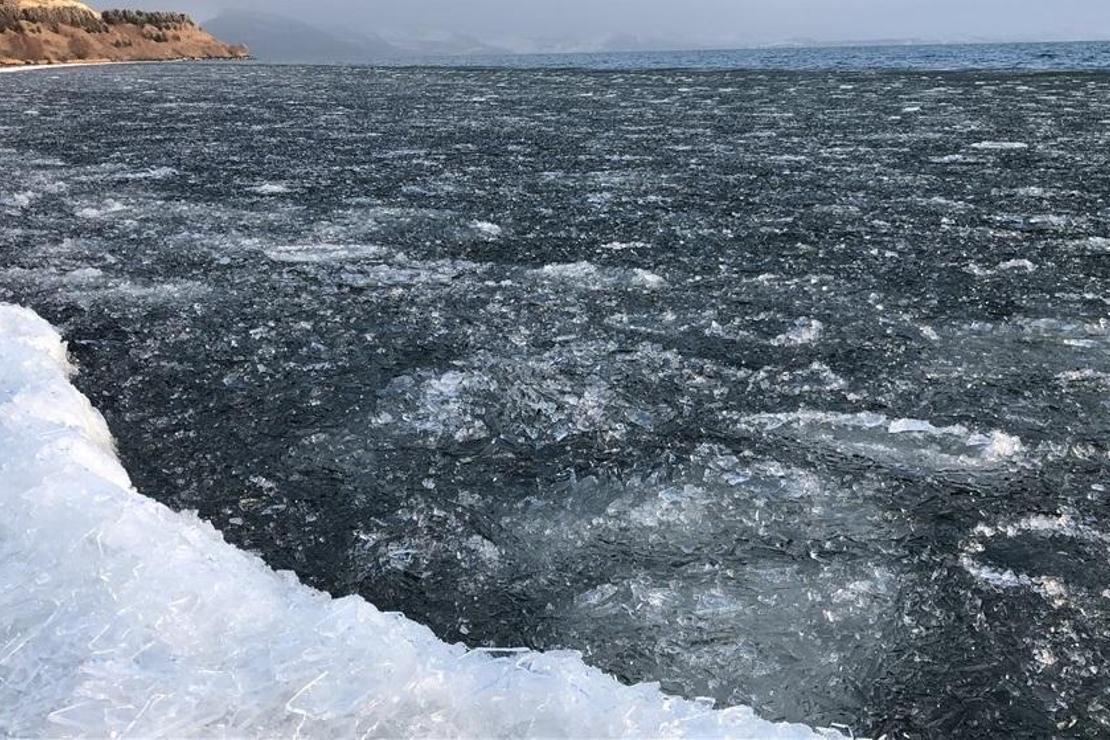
120 0 1110 48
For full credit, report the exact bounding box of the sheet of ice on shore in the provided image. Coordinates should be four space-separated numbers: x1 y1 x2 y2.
0 304 837 738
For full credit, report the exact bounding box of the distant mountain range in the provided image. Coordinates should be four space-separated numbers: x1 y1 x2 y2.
194 10 1107 67
202 10 507 63
202 11 397 63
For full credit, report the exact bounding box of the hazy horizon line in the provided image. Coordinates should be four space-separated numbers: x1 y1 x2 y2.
196 8 1110 60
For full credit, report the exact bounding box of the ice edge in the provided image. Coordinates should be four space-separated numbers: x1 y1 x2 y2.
0 303 842 738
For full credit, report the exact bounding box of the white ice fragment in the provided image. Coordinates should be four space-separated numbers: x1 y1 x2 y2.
470 220 503 239
1056 369 1110 388
601 241 650 251
116 166 178 181
250 182 291 195
888 418 940 435
931 154 978 164
1070 236 1110 252
75 199 127 219
533 262 665 291
537 261 603 283
968 430 1025 460
970 141 1029 150
996 259 1036 272
63 267 105 283
736 410 1024 470
772 318 824 347
630 268 666 290
960 512 1108 608
264 244 389 263
1 190 38 209
965 258 1037 276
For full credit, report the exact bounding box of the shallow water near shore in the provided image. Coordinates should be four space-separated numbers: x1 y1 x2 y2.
1 62 1109 736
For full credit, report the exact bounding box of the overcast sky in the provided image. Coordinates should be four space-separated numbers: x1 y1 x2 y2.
123 0 1110 47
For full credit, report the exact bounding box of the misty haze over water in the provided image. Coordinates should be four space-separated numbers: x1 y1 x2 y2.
115 0 1110 58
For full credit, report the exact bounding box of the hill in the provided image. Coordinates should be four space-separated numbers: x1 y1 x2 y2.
0 0 247 66
203 11 399 64
204 11 511 64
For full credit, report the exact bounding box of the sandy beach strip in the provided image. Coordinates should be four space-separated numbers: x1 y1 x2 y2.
0 60 121 73
0 58 235 74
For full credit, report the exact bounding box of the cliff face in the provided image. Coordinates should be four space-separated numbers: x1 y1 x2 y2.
0 0 247 66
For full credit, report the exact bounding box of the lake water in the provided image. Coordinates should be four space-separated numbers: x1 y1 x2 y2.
421 40 1110 71
1 53 1109 736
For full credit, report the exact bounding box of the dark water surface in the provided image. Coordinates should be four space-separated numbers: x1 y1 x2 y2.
429 40 1110 71
1 63 1109 737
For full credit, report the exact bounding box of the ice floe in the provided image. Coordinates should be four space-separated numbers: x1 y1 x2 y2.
114 166 179 181
341 258 484 288
960 513 1110 608
470 220 503 239
1070 236 1110 252
601 240 651 251
494 443 906 718
0 266 204 305
771 317 825 346
250 182 291 195
970 141 1030 150
370 342 680 447
732 410 1025 472
533 261 666 290
264 243 390 263
1 190 38 209
965 258 1037 276
75 199 127 219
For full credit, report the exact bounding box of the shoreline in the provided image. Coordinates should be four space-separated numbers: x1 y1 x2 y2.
0 60 119 73
0 57 247 74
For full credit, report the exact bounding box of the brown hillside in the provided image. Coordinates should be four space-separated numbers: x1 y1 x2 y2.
0 0 247 66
